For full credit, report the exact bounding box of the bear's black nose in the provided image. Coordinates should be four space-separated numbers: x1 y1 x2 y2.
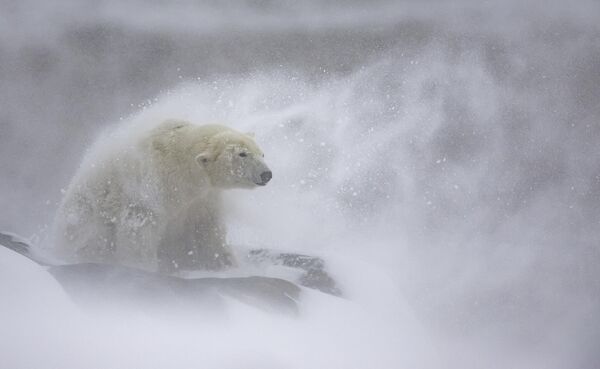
260 171 272 184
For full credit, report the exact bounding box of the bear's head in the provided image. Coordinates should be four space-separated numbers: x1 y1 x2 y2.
196 129 272 189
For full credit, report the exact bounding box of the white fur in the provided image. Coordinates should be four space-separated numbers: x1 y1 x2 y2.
53 120 270 272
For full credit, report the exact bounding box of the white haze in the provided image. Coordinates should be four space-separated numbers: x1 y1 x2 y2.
1 1 600 368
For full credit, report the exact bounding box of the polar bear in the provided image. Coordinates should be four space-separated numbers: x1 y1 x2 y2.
52 120 271 273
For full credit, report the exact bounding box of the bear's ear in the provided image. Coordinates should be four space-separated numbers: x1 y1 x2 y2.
245 132 255 138
195 152 210 166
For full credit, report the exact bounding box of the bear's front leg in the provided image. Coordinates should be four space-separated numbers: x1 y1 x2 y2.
158 198 236 273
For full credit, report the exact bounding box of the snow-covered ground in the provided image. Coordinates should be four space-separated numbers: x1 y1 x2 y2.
1 1 600 368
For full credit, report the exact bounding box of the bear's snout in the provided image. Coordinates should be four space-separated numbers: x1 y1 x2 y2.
258 170 272 185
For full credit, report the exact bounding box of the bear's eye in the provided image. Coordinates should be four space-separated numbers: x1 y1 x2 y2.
239 152 247 157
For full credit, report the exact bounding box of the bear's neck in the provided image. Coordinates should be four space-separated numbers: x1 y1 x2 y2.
161 163 219 212
146 123 218 210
